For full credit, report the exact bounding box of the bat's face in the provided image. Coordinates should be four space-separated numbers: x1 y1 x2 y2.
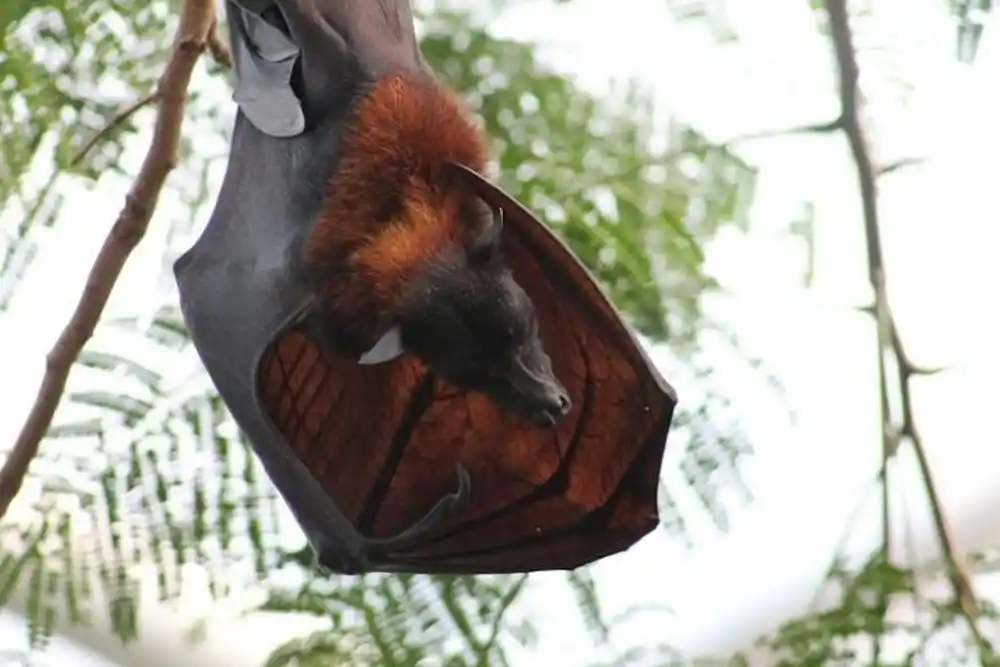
398 208 571 427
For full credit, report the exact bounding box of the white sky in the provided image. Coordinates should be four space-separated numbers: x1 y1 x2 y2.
1 0 999 665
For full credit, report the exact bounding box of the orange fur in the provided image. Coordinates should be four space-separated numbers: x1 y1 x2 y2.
302 73 491 352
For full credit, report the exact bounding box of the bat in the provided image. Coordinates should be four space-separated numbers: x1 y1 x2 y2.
173 0 678 574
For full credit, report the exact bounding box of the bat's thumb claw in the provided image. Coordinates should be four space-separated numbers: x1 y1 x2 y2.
362 462 472 558
452 463 471 507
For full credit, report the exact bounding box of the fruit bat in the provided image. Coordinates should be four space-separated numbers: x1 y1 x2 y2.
173 0 678 574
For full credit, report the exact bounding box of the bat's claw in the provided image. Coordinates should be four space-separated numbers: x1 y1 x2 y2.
367 463 470 554
313 464 469 574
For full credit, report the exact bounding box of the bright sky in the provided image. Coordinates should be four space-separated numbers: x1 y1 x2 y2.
1 0 999 665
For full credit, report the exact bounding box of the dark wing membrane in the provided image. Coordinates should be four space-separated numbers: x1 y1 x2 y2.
255 176 676 574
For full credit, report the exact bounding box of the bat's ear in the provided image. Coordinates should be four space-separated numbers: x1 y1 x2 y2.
467 205 504 265
357 326 404 365
447 162 578 273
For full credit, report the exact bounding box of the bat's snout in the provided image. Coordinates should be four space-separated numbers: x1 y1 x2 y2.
522 380 571 428
507 347 572 428
531 389 571 427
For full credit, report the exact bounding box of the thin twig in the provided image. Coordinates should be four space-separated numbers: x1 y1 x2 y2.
665 119 843 162
878 156 926 177
72 92 161 165
0 0 217 521
723 118 843 146
822 0 993 657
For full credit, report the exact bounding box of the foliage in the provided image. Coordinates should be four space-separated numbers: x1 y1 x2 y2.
735 555 1000 666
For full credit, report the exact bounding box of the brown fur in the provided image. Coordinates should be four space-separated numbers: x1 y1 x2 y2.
302 73 491 352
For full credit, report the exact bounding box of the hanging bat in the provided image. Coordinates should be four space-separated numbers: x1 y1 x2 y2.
173 0 678 574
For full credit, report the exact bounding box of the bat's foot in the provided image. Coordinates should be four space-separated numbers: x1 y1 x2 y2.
313 464 470 574
313 552 364 576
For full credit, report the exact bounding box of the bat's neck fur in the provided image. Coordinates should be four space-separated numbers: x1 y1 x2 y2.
302 73 491 354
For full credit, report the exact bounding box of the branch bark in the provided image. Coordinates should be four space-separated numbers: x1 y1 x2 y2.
821 0 993 658
0 0 217 520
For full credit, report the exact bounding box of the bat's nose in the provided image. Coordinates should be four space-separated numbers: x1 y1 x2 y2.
533 389 571 427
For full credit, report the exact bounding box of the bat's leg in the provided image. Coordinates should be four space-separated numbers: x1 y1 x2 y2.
367 463 470 553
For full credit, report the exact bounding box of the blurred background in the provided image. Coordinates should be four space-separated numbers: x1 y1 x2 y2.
1 0 999 664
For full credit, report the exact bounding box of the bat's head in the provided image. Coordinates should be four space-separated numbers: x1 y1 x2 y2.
306 74 571 426
394 204 571 427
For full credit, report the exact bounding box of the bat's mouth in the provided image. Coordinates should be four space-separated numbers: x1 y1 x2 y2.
527 392 571 427
508 379 571 428
422 348 571 428
496 353 572 428
453 370 571 428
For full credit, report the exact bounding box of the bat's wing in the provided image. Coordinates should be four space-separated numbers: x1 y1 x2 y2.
253 166 677 574
175 0 452 575
174 113 383 574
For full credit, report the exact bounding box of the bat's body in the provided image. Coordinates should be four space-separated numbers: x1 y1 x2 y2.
174 0 677 574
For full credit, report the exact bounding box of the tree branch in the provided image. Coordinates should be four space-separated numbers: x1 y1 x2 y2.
0 0 217 521
822 0 993 657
